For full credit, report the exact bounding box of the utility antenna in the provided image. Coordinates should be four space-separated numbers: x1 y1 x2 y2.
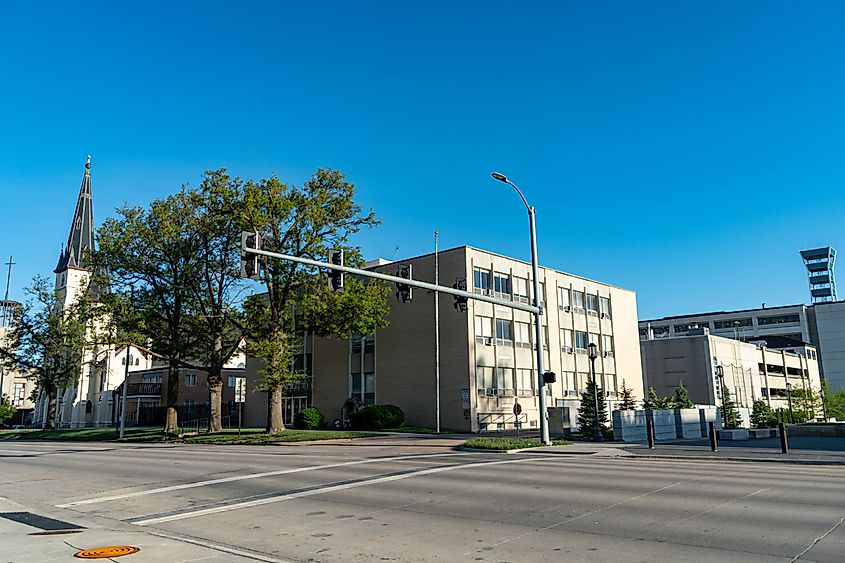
3 256 13 302
395 246 400 261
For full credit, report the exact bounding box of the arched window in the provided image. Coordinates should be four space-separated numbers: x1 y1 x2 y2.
135 358 140 366
85 400 93 414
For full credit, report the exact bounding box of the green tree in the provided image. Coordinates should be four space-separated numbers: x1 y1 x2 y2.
673 383 695 409
97 191 204 434
749 399 776 428
0 277 92 430
239 169 390 433
616 379 637 410
822 383 845 420
721 387 742 429
0 394 16 424
642 386 673 410
578 378 609 439
189 170 248 432
791 386 820 421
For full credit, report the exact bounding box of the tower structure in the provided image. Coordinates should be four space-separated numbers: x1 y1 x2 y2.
801 247 837 304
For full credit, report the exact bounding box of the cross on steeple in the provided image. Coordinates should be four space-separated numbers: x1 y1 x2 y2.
3 256 14 302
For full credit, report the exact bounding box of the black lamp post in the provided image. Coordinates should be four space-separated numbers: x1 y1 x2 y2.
786 382 794 423
715 365 726 428
587 342 602 441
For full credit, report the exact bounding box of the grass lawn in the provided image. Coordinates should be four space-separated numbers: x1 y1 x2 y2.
0 427 376 444
0 428 164 442
182 429 377 444
463 437 571 451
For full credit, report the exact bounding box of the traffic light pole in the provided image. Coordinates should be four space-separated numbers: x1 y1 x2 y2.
244 247 541 315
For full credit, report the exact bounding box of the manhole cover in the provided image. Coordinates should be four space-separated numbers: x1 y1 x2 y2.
74 546 140 559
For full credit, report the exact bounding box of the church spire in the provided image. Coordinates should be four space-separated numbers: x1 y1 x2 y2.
54 155 95 273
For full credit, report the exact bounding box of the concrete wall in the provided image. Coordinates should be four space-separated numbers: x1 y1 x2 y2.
811 301 845 390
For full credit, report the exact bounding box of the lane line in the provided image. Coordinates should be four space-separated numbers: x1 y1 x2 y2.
652 486 772 532
132 457 548 526
146 530 289 563
56 452 471 508
791 516 845 562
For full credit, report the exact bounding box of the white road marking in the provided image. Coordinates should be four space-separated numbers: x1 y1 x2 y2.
56 452 470 508
146 529 289 563
132 457 549 526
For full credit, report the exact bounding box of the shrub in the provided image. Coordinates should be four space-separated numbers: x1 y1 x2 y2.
350 404 404 430
750 400 776 428
294 407 325 430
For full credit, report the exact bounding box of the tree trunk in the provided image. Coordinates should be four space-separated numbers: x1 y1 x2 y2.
207 333 224 433
267 384 284 433
208 375 223 433
164 356 180 435
44 386 57 430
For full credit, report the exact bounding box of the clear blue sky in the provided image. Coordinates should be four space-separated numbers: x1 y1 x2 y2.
1 1 843 318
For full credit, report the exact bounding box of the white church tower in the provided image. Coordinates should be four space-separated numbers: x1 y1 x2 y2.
35 156 151 428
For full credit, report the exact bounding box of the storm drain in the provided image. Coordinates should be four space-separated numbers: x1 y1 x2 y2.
0 511 85 535
74 546 140 559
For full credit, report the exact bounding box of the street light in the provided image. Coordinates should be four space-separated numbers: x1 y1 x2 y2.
491 172 549 445
587 342 603 441
820 388 827 422
715 365 726 428
786 382 794 423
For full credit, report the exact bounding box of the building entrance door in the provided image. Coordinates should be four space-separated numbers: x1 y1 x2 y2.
283 396 308 426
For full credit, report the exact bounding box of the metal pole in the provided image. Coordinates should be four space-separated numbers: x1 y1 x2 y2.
590 355 602 441
708 421 718 451
778 422 789 454
118 342 131 439
647 420 655 449
787 388 794 423
238 401 242 438
434 230 441 434
527 207 550 445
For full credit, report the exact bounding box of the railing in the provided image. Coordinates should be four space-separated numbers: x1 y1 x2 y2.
477 412 528 432
127 383 162 396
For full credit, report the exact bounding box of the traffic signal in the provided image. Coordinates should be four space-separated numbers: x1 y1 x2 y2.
240 231 261 280
543 371 557 384
453 278 468 312
395 264 412 303
328 250 344 291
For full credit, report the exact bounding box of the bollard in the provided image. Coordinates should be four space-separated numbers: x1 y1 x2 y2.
708 421 718 452
647 420 656 449
779 422 789 454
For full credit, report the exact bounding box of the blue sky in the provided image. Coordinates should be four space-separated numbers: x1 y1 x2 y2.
0 1 843 318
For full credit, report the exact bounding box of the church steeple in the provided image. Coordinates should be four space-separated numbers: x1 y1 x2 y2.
54 155 95 273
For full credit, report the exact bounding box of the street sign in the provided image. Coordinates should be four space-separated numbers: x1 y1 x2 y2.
513 402 522 416
235 377 247 403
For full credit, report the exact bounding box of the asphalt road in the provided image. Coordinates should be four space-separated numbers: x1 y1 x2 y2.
1 437 844 562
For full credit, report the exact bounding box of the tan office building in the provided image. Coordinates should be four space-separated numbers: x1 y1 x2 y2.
243 246 644 432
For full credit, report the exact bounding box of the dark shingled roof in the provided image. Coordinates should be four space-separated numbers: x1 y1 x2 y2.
55 156 95 273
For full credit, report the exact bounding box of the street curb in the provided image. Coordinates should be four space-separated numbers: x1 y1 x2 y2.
626 453 845 466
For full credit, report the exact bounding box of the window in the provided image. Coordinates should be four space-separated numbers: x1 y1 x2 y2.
184 400 196 413
560 328 573 351
602 335 614 357
135 358 140 366
496 367 514 392
475 316 493 340
586 294 599 315
493 272 511 296
12 383 25 406
575 330 589 351
473 267 492 293
515 322 532 347
600 297 611 318
589 332 600 347
652 326 669 337
228 376 236 387
758 314 800 326
516 368 534 395
513 277 529 302
538 281 546 304
572 291 585 311
476 365 494 393
495 319 513 342
714 318 752 329
185 373 197 387
558 287 570 310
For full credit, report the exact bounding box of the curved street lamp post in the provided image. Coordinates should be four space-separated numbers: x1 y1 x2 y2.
588 342 603 441
491 172 550 445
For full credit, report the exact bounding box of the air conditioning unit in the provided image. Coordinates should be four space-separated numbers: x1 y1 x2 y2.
482 337 493 346
486 387 497 396
601 312 610 319
559 305 572 312
563 346 573 354
499 389 515 397
603 351 613 357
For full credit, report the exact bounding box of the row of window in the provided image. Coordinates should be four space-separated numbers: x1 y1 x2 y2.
646 313 802 336
476 367 618 396
474 316 614 355
757 363 810 377
472 267 612 318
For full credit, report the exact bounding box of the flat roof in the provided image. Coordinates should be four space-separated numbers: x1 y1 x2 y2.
371 245 635 293
640 302 810 323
